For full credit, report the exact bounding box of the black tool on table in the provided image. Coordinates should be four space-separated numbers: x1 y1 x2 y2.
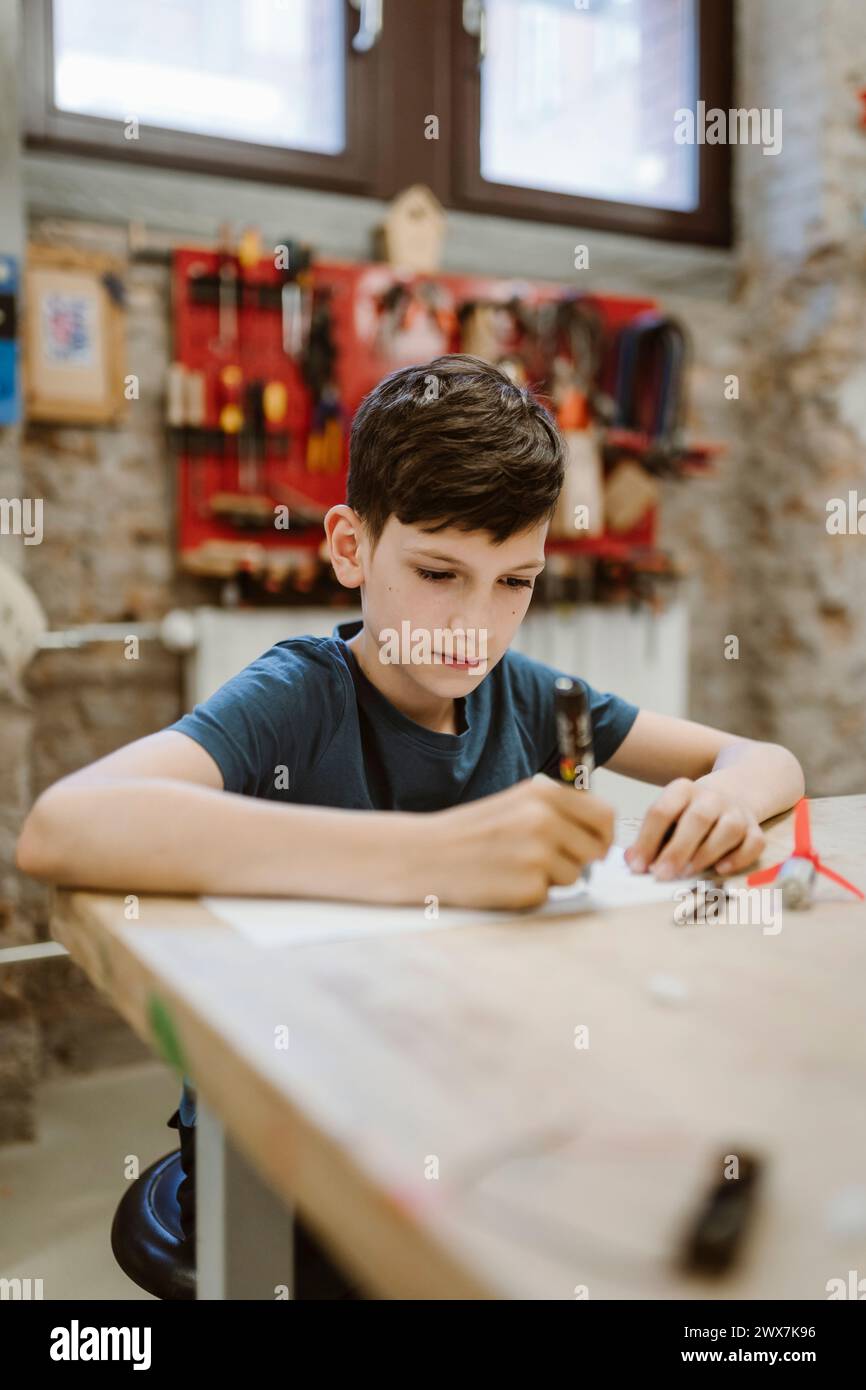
680 1151 763 1275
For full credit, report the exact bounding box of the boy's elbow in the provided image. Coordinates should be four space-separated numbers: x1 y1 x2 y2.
768 741 806 803
16 794 66 881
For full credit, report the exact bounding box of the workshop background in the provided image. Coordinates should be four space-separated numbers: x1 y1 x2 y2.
1 0 865 1163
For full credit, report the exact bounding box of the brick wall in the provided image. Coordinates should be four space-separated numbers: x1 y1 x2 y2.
733 0 866 792
10 228 215 1123
0 0 39 1142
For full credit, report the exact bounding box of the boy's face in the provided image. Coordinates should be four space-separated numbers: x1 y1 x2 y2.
333 511 548 696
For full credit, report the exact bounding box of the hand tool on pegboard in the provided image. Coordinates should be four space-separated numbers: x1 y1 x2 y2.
261 377 290 495
167 359 210 515
374 279 455 362
302 286 345 474
217 220 239 353
548 298 607 541
612 312 690 474
212 378 274 529
277 238 314 360
556 296 617 425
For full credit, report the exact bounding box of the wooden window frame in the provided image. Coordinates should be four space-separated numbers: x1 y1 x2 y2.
22 0 383 195
448 0 734 246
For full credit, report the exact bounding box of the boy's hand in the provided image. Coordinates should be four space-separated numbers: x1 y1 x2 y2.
624 778 765 880
428 774 615 911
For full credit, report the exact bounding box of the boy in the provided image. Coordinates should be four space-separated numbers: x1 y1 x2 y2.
16 354 804 1291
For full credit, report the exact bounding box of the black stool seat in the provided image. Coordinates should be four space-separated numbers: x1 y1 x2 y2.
111 1150 196 1301
112 1147 364 1299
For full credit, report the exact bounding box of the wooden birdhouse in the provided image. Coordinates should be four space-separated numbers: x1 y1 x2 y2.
378 184 446 273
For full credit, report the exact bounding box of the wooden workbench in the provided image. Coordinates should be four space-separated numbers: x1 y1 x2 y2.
50 796 866 1300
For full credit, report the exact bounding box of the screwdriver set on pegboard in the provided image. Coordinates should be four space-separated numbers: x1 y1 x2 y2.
168 230 719 596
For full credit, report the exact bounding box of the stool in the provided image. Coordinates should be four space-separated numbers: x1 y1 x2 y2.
111 1149 364 1300
111 1150 196 1301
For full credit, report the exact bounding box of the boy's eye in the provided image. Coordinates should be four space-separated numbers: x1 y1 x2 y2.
414 567 533 589
415 567 454 582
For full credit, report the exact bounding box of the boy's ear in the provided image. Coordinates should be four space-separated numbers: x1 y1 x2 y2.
324 505 366 589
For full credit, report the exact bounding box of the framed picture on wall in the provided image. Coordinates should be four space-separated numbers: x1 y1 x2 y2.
24 244 127 424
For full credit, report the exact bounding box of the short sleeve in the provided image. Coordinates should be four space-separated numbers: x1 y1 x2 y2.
579 680 640 768
503 649 639 775
166 639 345 798
538 676 639 776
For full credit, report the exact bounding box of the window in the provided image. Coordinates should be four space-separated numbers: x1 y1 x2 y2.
453 0 732 243
479 0 699 212
24 0 379 190
24 0 732 245
51 0 345 155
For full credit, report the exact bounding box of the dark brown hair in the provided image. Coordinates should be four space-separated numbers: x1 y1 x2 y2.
347 354 565 551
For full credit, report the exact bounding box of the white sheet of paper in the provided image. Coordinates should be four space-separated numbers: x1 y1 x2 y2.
202 847 696 948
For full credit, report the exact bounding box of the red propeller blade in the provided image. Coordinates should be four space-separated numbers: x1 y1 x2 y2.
744 797 863 899
815 861 865 901
746 862 784 887
793 797 812 857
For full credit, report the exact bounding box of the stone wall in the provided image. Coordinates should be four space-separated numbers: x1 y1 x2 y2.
10 229 211 1121
0 0 39 1142
733 0 866 793
657 290 750 739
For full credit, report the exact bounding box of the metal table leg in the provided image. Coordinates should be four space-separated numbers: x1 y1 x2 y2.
196 1097 294 1300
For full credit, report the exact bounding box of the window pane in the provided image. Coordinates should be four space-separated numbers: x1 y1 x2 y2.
52 0 345 155
480 0 699 211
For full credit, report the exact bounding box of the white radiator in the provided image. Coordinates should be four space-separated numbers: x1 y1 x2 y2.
186 603 688 816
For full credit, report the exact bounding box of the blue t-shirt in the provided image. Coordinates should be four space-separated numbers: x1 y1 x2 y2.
168 616 639 1124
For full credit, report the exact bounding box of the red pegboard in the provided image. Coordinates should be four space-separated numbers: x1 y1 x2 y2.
170 253 658 572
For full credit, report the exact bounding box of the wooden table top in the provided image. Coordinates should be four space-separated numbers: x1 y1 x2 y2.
51 795 866 1299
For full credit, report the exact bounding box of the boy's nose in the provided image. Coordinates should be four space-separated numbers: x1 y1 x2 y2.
443 619 490 656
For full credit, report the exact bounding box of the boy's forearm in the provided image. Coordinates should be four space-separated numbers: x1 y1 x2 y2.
16 778 431 903
696 741 805 824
